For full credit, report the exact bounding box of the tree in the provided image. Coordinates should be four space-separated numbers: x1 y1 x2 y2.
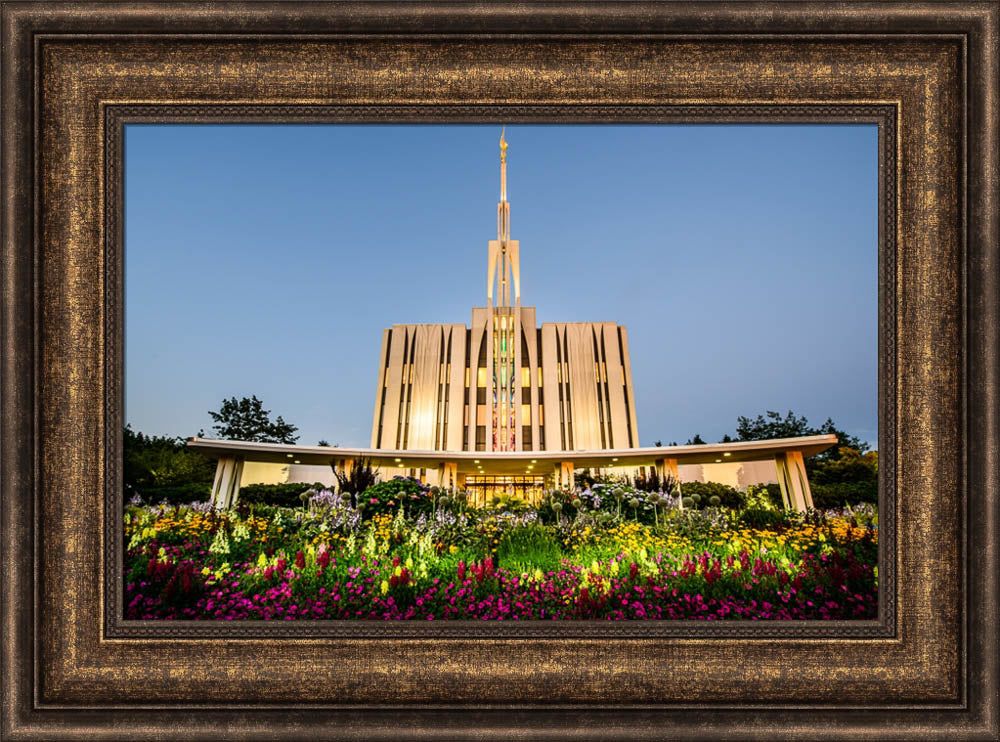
207 395 299 443
317 440 330 447
736 410 877 477
685 433 706 445
123 424 215 495
809 446 878 485
735 410 812 441
731 410 869 463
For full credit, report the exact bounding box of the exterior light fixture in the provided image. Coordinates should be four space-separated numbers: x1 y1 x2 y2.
286 454 293 458
394 457 402 462
715 459 722 463
531 459 537 463
294 460 301 464
474 459 480 463
723 452 732 457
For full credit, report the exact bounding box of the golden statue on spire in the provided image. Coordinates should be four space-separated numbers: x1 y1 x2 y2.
499 125 508 163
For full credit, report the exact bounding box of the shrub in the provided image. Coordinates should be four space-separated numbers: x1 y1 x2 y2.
743 484 783 511
488 494 534 514
360 476 433 519
123 425 215 495
811 480 878 509
739 507 790 530
762 483 787 509
239 482 322 508
677 481 742 510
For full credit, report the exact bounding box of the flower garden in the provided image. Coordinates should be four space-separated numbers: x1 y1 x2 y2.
124 478 878 621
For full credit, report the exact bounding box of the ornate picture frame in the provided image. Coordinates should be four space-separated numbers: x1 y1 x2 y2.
2 2 996 739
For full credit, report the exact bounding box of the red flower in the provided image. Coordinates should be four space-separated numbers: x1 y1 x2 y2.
295 551 305 570
457 561 466 582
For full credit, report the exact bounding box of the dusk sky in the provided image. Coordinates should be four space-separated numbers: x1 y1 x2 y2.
125 124 877 449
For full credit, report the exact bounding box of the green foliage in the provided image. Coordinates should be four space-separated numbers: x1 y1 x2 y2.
208 395 299 443
678 481 742 510
496 524 563 572
809 446 878 484
361 477 433 519
811 481 878 509
123 424 215 496
805 446 878 508
732 410 869 460
742 484 780 511
239 482 321 508
485 494 534 514
739 508 790 530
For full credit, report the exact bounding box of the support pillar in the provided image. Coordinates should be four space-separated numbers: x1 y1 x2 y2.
774 451 814 511
438 461 458 490
210 456 244 510
555 460 574 491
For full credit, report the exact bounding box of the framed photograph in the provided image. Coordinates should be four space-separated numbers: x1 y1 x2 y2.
121 121 879 629
2 2 996 739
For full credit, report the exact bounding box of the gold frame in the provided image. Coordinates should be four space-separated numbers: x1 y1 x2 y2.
2 2 996 738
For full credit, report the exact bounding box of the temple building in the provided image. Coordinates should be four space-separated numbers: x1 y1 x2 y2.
188 131 836 510
368 131 638 500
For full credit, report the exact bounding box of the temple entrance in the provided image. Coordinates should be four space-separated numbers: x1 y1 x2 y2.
464 475 546 507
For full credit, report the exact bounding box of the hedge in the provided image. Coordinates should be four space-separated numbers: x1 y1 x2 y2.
238 482 325 508
676 481 743 510
810 481 878 510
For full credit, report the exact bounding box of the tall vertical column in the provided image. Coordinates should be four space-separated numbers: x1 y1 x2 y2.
486 127 521 452
774 451 813 511
557 460 575 491
210 456 244 510
436 461 458 490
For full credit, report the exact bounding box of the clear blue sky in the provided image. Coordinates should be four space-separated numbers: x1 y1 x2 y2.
125 124 877 449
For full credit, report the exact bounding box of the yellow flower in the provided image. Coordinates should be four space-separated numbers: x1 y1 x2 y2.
449 545 458 554
380 580 389 594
